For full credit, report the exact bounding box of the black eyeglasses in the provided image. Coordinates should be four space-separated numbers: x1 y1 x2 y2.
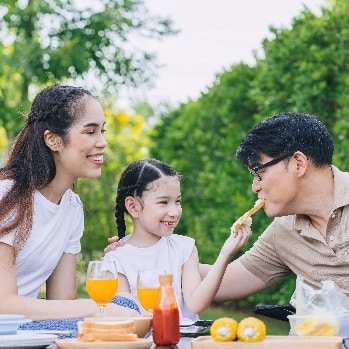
249 153 293 181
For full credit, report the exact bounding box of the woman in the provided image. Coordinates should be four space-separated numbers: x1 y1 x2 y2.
0 85 139 333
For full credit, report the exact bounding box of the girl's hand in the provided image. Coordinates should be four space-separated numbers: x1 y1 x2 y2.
220 224 252 258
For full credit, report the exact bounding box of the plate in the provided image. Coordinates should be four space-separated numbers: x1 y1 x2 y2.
55 338 153 349
0 318 32 335
0 315 26 321
0 332 57 348
180 318 194 327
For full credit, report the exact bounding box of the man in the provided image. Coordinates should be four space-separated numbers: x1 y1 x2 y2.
202 111 349 302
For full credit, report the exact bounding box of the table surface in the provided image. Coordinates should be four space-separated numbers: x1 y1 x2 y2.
48 337 192 349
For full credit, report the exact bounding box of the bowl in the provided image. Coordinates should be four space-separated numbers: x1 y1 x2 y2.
0 314 25 321
288 315 340 336
339 314 349 337
0 315 32 335
84 316 152 338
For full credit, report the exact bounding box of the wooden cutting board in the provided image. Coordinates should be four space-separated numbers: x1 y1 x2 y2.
191 335 343 349
55 338 153 349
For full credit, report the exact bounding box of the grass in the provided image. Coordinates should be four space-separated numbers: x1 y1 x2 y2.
200 304 290 336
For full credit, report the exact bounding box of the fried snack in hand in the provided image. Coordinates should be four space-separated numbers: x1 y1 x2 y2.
230 199 265 233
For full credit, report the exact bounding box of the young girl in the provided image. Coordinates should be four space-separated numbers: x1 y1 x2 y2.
0 84 139 334
103 158 252 322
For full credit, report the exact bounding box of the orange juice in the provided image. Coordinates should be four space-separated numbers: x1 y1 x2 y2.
137 287 159 310
86 278 118 306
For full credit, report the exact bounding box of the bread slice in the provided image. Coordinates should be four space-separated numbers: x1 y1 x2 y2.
78 332 138 342
230 199 265 233
79 320 135 333
77 320 138 342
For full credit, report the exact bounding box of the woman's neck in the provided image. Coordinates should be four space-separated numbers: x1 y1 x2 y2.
38 179 71 205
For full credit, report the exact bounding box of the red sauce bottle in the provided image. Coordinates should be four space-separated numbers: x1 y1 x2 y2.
152 274 180 346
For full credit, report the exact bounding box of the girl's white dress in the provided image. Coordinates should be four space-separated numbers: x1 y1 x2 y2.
104 234 200 322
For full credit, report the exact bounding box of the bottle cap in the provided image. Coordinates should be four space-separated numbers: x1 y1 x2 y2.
159 273 173 286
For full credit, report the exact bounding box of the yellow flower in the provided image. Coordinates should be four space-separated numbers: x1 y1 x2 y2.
104 109 113 120
0 127 8 155
115 111 130 125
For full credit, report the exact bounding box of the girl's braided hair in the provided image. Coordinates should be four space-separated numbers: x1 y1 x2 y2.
115 159 179 238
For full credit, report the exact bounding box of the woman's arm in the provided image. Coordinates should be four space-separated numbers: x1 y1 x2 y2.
0 243 139 320
46 253 77 300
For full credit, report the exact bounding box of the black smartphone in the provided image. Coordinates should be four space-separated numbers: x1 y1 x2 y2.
180 320 213 337
253 304 296 322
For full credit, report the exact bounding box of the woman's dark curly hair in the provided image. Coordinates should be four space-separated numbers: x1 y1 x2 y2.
0 84 96 256
115 158 179 238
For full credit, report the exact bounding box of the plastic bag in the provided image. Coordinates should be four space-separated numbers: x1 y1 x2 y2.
294 277 349 316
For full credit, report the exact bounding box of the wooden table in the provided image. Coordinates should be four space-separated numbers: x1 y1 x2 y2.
49 335 345 349
48 336 192 349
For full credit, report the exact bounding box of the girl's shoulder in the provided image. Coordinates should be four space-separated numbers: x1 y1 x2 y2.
167 234 195 247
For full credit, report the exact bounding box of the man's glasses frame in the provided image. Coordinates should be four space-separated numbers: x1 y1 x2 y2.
249 153 293 181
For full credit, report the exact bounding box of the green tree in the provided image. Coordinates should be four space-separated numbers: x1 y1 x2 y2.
253 0 349 128
150 0 349 307
78 108 151 258
0 0 176 135
252 0 349 170
151 63 261 262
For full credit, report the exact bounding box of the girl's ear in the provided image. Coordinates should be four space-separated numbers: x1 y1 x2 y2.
125 196 142 218
44 130 63 152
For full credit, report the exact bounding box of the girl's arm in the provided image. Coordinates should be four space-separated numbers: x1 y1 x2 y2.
181 225 252 314
199 261 269 302
0 243 139 320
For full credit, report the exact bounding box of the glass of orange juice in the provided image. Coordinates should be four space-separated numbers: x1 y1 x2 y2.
137 270 164 314
86 260 118 316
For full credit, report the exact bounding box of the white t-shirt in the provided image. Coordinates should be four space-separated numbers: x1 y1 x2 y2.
104 234 199 322
0 180 83 298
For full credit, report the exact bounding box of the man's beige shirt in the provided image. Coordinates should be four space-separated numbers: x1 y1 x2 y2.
240 165 349 296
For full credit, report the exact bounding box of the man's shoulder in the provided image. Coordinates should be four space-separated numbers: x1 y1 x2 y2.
332 165 349 206
262 215 297 238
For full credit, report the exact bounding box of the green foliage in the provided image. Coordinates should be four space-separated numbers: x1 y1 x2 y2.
150 0 349 308
253 0 349 127
151 63 262 263
0 0 177 134
3 0 349 311
0 127 8 158
78 109 151 259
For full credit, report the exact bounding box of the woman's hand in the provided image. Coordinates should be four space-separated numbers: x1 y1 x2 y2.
103 236 125 255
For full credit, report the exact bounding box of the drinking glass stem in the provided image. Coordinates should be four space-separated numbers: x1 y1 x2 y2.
99 306 106 317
